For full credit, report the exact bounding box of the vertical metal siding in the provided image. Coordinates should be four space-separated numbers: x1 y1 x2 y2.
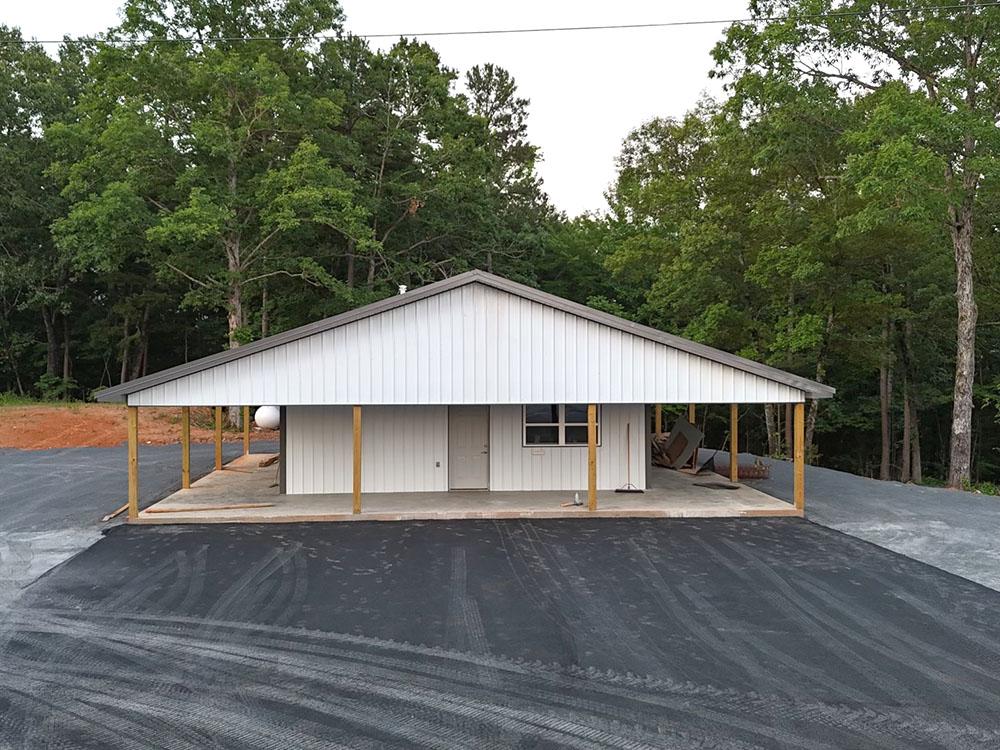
285 405 448 494
489 404 646 491
129 283 805 406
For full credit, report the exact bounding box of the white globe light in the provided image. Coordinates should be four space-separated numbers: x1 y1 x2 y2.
254 405 280 430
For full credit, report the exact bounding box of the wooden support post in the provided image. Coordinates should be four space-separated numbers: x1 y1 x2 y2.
654 404 662 434
242 405 250 455
353 405 362 514
794 402 805 511
214 406 223 471
688 403 696 424
181 406 191 489
587 403 598 511
785 403 793 455
730 403 739 482
127 406 139 521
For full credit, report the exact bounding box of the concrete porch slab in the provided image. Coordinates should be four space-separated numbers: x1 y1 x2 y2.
134 454 799 524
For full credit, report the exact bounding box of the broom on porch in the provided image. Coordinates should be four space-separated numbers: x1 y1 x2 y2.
615 422 644 493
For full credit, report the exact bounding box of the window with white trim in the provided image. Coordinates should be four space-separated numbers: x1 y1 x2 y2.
523 404 599 446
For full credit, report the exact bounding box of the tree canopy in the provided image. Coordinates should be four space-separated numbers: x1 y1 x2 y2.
1 0 998 488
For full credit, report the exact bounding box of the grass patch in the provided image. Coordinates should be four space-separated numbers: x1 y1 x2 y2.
0 392 86 408
964 480 1000 496
918 475 999 496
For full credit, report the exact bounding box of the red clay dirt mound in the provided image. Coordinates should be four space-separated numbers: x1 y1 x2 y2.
0 404 278 450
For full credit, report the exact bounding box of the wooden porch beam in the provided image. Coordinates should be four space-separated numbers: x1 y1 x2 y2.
242 405 250 455
214 406 223 471
730 403 739 482
127 406 139 521
794 402 805 511
654 404 662 434
181 406 191 489
588 403 598 511
353 406 362 514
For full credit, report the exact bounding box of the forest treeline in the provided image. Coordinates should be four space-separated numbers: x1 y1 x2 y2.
1 0 998 488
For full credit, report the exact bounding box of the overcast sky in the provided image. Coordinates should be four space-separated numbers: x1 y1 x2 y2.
5 0 745 216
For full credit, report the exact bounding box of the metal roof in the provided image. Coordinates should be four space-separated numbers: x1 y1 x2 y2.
95 270 835 402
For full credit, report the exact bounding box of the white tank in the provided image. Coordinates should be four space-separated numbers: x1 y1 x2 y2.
254 405 280 430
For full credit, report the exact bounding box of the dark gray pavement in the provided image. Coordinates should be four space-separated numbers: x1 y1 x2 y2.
721 450 1000 592
4 518 1000 748
0 441 277 607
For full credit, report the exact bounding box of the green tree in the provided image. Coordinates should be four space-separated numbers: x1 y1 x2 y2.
0 29 86 396
713 0 1000 486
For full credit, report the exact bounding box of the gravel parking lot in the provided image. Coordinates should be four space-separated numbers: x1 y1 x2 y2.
3 517 1000 748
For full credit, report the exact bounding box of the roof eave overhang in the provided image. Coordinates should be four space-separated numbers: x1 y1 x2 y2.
95 270 835 403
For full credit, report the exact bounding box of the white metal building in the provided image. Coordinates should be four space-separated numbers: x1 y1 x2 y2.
97 270 833 519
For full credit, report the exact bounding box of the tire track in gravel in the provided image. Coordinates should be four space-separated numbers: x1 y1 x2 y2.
626 537 789 697
175 543 208 615
196 542 310 738
255 549 308 627
726 537 1000 709
101 549 182 612
8 519 1000 748
706 536 923 703
157 549 194 613
203 542 303 624
869 571 1000 662
444 546 502 694
790 572 1000 706
48 608 1000 748
492 521 581 661
0 613 673 749
7 608 980 750
445 547 490 657
66 612 995 746
1 668 213 750
514 523 664 676
0 612 764 748
266 550 309 628
672 577 874 704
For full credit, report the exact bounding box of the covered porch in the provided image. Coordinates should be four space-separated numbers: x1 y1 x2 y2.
134 452 800 524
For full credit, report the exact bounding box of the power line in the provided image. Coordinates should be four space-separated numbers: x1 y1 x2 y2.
5 2 1000 46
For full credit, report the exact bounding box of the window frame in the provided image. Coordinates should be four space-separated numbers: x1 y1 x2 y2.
522 404 601 447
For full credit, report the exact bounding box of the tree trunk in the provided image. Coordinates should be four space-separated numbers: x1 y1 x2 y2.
120 316 131 385
785 404 793 457
910 398 922 484
901 378 912 483
346 238 356 288
899 317 921 484
226 273 243 428
1 323 25 395
61 315 72 396
130 306 150 381
804 308 834 460
879 318 893 481
227 276 242 350
805 399 819 460
41 305 59 378
763 404 780 457
947 201 976 488
261 281 269 338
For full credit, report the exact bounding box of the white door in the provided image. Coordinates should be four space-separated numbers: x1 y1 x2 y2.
449 406 489 489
